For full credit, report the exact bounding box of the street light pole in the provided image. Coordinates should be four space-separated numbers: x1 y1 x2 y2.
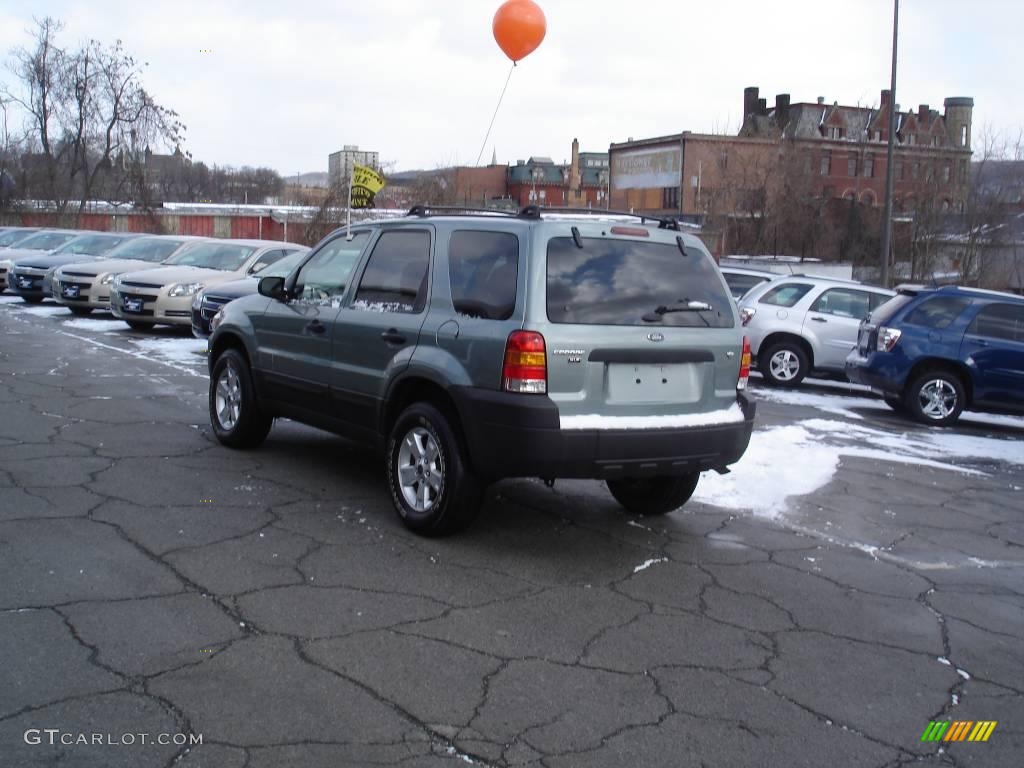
880 0 900 288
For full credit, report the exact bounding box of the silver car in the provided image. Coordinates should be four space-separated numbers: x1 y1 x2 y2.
739 276 894 386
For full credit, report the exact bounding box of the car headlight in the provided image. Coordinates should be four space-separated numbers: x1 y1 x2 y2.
168 282 204 297
209 308 225 333
99 273 115 285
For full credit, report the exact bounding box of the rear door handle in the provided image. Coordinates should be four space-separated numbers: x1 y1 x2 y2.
811 316 828 323
380 329 406 344
306 320 326 335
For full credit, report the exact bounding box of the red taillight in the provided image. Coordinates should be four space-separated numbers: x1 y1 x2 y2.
737 336 751 391
503 331 547 394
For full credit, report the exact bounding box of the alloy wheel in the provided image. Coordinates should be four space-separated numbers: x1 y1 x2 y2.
215 362 242 430
397 426 443 512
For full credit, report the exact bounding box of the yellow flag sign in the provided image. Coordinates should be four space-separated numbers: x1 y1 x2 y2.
353 164 385 194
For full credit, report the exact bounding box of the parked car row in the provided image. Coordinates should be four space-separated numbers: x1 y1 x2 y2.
0 225 307 331
734 270 1024 426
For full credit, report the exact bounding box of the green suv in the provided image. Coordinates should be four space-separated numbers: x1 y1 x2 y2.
206 206 756 535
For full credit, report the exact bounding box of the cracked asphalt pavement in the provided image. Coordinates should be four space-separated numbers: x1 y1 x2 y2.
1 300 1022 768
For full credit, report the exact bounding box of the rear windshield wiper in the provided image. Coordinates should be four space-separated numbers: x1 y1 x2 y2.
642 301 712 323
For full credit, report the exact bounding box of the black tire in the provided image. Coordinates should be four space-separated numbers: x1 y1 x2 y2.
209 348 272 449
21 295 44 304
883 395 905 412
760 341 809 387
386 402 484 536
125 320 150 331
607 473 700 515
69 306 92 317
904 370 965 427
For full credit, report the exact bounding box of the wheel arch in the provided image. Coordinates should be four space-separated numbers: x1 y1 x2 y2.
758 332 815 368
905 358 974 406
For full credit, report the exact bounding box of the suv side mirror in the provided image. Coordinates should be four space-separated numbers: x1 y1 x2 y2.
258 275 287 301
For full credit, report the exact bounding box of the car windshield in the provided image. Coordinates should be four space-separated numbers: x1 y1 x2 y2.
52 234 128 256
14 231 77 251
546 237 734 328
164 243 256 271
259 250 306 278
106 238 190 263
0 229 37 247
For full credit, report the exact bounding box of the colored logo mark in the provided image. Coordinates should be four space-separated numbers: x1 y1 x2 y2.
921 721 997 742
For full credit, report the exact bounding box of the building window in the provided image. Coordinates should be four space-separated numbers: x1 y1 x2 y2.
894 160 903 180
661 187 679 210
863 155 875 178
820 152 832 176
959 160 968 184
905 133 916 146
847 154 858 177
942 165 951 183
825 126 842 140
911 162 920 180
717 152 729 171
871 130 882 142
961 126 968 147
539 189 546 200
925 165 934 182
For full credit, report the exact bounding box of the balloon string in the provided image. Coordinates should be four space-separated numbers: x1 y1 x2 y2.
474 62 516 167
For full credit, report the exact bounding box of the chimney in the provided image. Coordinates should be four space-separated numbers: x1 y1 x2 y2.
817 96 825 105
880 89 891 107
757 98 767 114
744 86 759 118
918 104 930 122
774 93 791 128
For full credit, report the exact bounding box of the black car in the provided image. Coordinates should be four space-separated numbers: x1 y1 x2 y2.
191 249 308 337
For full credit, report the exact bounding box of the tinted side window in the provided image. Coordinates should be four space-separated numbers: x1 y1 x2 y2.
248 249 288 274
293 232 369 303
448 230 519 321
759 283 813 308
968 303 1024 343
810 288 871 319
904 296 971 329
868 292 892 311
354 231 430 313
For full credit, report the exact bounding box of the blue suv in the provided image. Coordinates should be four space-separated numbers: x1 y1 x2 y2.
846 286 1024 426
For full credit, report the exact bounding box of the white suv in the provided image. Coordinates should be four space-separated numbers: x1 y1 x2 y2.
739 276 894 386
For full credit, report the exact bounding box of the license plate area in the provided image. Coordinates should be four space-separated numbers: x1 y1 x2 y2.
606 363 701 404
123 296 144 313
62 284 80 298
17 277 33 289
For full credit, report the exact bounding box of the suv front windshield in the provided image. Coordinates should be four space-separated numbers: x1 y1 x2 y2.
106 238 190 263
260 250 306 278
546 237 734 328
164 243 256 271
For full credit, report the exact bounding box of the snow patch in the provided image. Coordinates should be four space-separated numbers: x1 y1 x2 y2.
62 318 127 332
129 337 206 367
633 558 667 573
19 306 68 316
560 403 744 431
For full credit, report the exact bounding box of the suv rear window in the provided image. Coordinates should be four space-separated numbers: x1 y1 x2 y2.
546 237 733 328
758 283 813 308
449 231 518 320
869 293 914 324
904 296 971 329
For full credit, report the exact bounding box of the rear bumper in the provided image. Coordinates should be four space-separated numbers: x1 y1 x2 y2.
845 352 902 395
454 387 756 480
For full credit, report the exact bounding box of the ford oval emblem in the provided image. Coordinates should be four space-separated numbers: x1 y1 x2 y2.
647 332 665 343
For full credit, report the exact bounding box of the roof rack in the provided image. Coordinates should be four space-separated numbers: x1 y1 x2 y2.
516 205 681 231
406 204 517 218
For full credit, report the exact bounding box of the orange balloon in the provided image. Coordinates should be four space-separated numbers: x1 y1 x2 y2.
493 0 547 63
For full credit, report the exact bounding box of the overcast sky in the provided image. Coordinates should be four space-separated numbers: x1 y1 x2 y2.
2 0 1022 177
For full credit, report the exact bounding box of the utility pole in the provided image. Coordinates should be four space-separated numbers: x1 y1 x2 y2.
880 0 900 288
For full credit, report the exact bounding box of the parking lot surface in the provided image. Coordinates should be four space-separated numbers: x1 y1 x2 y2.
1 298 1022 767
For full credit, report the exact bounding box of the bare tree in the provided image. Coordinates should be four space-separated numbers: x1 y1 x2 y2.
3 18 183 218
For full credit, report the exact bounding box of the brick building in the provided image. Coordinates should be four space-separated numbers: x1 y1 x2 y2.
609 86 974 221
506 139 609 208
